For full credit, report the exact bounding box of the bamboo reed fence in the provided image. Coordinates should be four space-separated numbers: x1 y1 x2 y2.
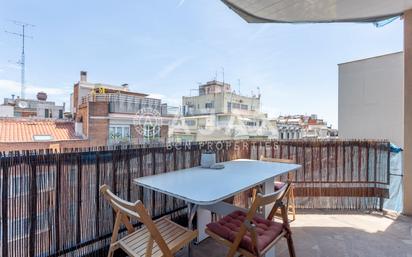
250 140 391 209
0 139 391 257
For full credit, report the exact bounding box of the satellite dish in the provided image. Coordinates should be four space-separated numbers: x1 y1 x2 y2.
18 101 28 109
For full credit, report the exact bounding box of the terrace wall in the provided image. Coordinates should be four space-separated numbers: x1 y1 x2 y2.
0 140 391 257
339 52 404 147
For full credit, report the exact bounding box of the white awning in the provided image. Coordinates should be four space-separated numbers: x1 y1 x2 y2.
222 0 412 23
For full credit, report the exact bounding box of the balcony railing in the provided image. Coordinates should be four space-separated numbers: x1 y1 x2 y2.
0 139 391 257
81 94 179 116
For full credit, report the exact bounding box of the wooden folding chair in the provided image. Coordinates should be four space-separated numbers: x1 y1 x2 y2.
205 182 296 257
100 185 197 257
260 156 297 221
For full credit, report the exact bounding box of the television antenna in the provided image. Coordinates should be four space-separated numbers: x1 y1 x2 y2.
5 20 35 99
221 67 225 85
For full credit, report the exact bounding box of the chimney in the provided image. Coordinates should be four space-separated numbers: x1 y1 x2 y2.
80 71 87 82
75 122 84 137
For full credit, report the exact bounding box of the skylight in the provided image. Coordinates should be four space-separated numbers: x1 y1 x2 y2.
33 135 53 141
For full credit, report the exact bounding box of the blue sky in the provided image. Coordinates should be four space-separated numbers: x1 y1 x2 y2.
0 0 404 127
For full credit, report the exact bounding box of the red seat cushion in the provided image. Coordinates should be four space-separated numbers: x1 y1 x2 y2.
206 210 284 253
274 181 286 191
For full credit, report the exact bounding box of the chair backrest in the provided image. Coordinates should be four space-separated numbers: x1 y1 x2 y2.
260 155 295 164
100 184 143 221
227 182 291 257
249 182 291 220
100 184 173 257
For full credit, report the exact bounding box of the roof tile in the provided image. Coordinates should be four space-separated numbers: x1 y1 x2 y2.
0 119 81 142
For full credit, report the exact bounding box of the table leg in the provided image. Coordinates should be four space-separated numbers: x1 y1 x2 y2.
187 203 197 230
196 202 249 243
197 207 211 243
186 202 198 257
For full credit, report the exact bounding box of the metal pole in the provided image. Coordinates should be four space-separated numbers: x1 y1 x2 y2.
404 9 412 215
21 25 26 99
4 20 34 99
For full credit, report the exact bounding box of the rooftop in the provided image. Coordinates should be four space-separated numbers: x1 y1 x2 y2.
201 80 231 88
0 118 81 142
76 70 149 97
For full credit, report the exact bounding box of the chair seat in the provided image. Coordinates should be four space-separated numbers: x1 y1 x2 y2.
274 181 286 191
118 217 197 257
206 210 284 254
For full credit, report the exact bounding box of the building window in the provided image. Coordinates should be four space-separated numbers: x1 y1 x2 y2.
45 109 49 118
232 103 240 109
144 125 160 140
58 109 63 119
197 118 206 129
246 121 257 126
241 104 248 110
218 116 229 121
116 127 122 136
228 102 241 109
124 127 130 138
185 120 196 126
109 125 131 143
205 102 214 109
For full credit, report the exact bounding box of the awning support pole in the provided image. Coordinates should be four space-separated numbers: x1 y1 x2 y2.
404 9 412 215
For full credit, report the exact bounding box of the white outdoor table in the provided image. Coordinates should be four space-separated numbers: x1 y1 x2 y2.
134 159 301 257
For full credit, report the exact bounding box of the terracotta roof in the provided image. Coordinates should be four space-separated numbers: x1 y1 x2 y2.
0 119 81 143
307 119 318 125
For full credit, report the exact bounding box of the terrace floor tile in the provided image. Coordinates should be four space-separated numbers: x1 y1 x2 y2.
177 210 412 257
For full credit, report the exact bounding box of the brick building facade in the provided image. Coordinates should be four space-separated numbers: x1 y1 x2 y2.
72 71 174 146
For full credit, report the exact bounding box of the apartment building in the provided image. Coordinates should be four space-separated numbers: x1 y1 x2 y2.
339 52 404 147
181 80 261 116
1 92 65 119
170 80 277 142
72 71 176 146
275 114 337 139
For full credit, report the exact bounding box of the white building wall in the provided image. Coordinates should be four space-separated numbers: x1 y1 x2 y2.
0 105 14 117
338 52 404 147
